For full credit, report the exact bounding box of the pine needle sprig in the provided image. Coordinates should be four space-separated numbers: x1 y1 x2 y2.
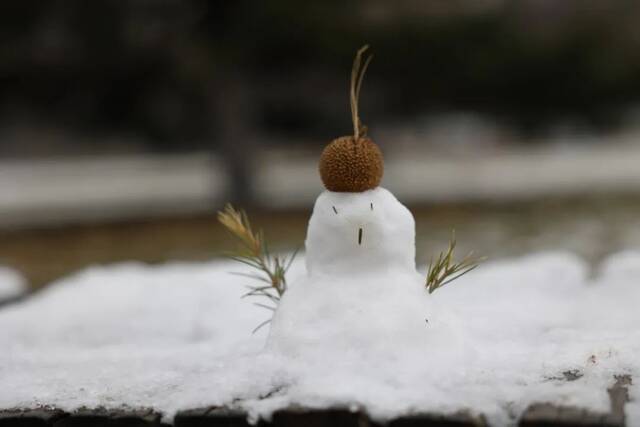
426 231 484 294
217 204 297 332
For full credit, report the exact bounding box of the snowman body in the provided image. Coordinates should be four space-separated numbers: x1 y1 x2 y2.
267 188 453 357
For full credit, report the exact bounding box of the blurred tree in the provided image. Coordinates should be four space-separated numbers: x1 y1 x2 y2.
2 0 640 159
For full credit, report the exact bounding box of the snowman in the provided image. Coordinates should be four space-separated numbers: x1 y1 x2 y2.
266 47 466 358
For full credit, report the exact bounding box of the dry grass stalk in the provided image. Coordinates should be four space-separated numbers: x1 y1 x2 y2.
217 204 297 332
350 44 373 140
426 231 484 294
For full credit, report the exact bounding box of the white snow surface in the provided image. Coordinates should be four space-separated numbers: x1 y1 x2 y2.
0 266 27 301
0 191 639 426
0 254 639 425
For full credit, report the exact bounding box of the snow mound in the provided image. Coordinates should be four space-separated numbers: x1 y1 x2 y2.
0 266 27 301
0 252 638 426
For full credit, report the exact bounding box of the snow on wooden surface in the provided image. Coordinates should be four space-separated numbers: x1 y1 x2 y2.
0 253 638 426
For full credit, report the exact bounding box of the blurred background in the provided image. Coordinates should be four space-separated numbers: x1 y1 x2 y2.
3 0 640 290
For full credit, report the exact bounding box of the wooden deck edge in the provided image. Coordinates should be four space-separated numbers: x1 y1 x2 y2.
0 407 487 427
0 408 161 427
2 383 629 427
174 406 487 427
607 374 632 426
519 374 633 427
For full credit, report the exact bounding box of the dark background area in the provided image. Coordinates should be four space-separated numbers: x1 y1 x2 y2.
3 0 640 158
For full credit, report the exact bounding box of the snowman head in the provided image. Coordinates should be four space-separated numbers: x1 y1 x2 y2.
305 187 416 276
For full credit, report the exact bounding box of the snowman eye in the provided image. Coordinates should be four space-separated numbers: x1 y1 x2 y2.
332 206 338 214
370 203 373 211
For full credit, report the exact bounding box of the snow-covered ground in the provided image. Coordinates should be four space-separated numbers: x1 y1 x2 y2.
0 266 26 302
0 253 638 426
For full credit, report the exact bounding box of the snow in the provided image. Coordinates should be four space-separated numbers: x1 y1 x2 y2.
0 266 27 301
305 188 416 275
0 188 639 426
270 188 432 356
0 254 638 425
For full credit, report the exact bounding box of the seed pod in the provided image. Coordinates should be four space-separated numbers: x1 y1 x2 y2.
319 135 383 192
319 45 384 193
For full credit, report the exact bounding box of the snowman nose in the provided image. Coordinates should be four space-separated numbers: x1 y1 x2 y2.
358 227 363 245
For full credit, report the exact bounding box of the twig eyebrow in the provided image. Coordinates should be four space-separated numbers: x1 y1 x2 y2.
332 206 338 214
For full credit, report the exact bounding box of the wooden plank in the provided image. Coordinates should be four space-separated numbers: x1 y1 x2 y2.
174 407 254 427
174 406 488 427
1 380 628 427
386 410 487 426
519 403 611 426
53 408 160 427
606 375 632 426
0 409 66 427
519 375 632 427
270 408 367 427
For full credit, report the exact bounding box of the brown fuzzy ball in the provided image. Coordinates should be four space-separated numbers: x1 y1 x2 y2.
319 136 384 192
